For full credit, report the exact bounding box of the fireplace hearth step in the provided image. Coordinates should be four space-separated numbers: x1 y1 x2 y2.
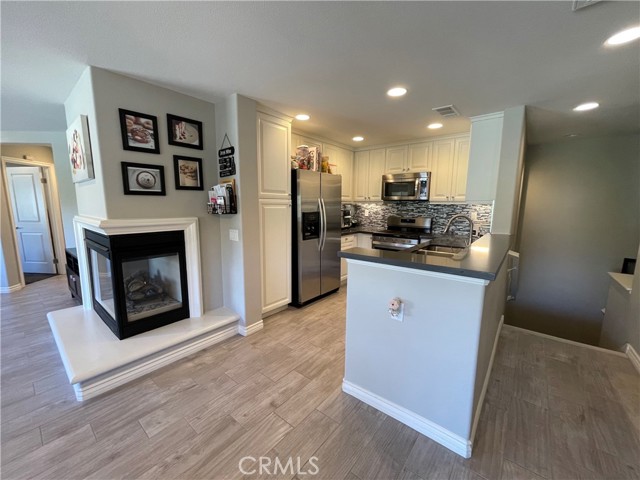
47 306 240 401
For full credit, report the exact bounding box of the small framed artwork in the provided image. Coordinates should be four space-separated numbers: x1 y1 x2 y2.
173 155 203 191
66 115 95 183
167 114 203 150
119 109 160 154
121 162 166 195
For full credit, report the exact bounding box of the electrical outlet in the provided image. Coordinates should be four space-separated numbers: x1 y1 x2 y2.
470 211 478 221
229 229 239 242
364 210 369 217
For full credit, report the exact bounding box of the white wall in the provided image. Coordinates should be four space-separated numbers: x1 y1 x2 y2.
216 94 262 329
64 67 223 311
506 134 640 345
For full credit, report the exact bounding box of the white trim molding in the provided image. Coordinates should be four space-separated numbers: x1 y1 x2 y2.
342 380 472 458
625 343 640 374
238 320 264 337
0 283 23 294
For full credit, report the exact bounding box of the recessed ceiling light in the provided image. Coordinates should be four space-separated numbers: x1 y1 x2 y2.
387 87 407 97
295 114 310 121
605 26 640 46
573 102 599 112
564 133 582 138
427 123 443 130
352 136 364 142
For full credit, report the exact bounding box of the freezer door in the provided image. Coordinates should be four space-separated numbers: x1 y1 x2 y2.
296 170 322 304
320 173 342 294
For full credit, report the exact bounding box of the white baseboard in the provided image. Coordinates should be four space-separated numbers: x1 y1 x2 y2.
342 380 471 458
503 324 627 357
0 283 23 294
238 320 264 337
73 324 238 401
470 315 504 444
624 344 640 374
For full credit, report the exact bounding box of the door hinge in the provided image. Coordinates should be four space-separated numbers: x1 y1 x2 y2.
41 178 48 184
53 258 59 265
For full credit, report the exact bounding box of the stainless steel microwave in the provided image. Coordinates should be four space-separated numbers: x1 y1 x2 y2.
381 172 430 201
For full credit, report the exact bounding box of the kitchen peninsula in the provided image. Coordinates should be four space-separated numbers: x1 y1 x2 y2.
338 233 511 458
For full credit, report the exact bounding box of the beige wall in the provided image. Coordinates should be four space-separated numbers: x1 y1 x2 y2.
1 144 55 163
0 167 21 289
64 67 224 311
506 134 640 345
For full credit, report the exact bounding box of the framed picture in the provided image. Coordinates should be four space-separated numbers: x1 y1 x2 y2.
66 115 95 183
121 162 166 195
167 114 203 150
173 155 203 191
119 109 160 154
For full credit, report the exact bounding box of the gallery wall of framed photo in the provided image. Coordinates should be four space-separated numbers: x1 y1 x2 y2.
116 108 206 197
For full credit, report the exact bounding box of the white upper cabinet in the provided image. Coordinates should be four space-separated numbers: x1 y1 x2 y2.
324 143 353 201
385 146 408 173
258 113 291 199
451 137 470 202
367 149 385 201
353 148 385 201
465 112 504 202
430 136 470 202
407 142 432 172
430 140 455 202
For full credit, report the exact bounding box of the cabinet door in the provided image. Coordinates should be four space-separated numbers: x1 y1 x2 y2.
257 113 291 199
291 133 301 154
407 142 432 172
326 144 353 201
430 140 455 202
298 135 322 150
356 233 372 249
385 146 408 173
340 235 356 281
367 149 385 201
354 151 370 201
259 200 291 314
451 137 470 202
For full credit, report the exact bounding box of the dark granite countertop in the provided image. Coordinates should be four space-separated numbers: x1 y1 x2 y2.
338 233 512 281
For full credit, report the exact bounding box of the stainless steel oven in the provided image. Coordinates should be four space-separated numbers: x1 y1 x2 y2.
371 216 432 251
381 172 430 201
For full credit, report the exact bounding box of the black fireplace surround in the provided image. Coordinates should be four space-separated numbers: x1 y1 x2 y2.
85 229 190 340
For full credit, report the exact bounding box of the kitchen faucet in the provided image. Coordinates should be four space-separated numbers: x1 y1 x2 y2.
443 214 474 246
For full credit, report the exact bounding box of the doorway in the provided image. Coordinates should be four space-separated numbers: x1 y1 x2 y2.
2 156 66 288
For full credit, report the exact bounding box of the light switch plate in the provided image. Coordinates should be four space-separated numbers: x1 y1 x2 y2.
229 229 239 242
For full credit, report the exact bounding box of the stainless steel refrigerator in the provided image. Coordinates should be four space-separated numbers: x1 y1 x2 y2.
291 170 342 306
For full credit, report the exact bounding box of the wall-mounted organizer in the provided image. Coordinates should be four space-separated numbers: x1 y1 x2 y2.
207 179 237 214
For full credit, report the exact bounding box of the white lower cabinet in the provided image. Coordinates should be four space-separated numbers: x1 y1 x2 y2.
259 199 291 315
340 234 356 282
356 233 372 249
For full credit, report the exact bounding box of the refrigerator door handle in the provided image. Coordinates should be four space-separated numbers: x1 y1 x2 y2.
320 197 327 251
317 198 324 251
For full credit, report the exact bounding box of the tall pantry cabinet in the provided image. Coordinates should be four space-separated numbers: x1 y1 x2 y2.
257 111 292 316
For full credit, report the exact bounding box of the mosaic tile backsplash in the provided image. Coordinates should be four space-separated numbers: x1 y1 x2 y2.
349 202 493 237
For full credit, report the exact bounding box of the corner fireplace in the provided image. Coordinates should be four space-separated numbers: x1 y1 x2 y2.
85 229 190 339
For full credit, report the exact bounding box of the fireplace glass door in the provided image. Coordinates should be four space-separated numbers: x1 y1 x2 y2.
122 253 183 322
85 229 189 340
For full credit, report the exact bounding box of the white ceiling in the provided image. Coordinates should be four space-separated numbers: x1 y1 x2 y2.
1 1 639 146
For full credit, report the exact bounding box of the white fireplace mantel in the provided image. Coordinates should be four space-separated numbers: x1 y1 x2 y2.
73 215 203 317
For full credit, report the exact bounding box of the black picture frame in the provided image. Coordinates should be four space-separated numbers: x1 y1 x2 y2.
118 109 160 154
121 162 166 196
167 114 203 150
173 155 203 191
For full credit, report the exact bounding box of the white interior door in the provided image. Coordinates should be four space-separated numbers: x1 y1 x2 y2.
7 166 56 274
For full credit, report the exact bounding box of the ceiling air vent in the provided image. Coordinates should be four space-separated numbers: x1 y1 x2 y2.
432 105 460 118
572 0 602 11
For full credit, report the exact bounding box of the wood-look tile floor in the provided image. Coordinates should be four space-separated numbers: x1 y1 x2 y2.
2 275 639 479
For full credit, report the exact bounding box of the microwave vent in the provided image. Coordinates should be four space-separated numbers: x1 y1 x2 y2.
432 105 460 118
